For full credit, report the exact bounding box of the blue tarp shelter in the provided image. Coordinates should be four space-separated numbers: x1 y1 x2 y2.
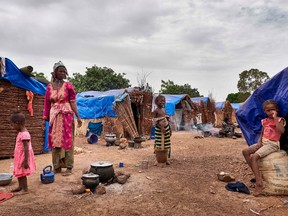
0 57 46 95
215 101 241 111
0 57 48 154
191 97 209 105
236 67 288 146
76 89 127 119
163 94 188 115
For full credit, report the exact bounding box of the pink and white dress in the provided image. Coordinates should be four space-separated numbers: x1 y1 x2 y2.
13 131 36 178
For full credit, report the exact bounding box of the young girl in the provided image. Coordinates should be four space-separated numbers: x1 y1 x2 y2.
10 111 36 194
152 95 172 165
242 99 285 196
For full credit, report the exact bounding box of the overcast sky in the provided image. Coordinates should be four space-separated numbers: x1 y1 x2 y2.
1 0 288 101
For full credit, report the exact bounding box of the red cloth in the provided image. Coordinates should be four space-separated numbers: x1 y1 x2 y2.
0 192 14 203
26 91 34 116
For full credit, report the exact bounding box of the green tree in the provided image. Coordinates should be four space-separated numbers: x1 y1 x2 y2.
31 71 47 79
226 92 250 103
237 68 270 93
31 71 49 84
68 65 131 92
160 80 202 97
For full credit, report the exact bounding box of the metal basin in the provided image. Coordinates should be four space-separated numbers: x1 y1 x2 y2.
0 173 13 186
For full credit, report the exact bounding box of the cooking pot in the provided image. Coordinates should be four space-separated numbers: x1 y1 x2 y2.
89 161 114 183
105 133 116 146
81 173 99 192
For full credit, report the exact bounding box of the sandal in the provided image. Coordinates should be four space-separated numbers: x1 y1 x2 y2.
62 169 72 176
54 168 62 173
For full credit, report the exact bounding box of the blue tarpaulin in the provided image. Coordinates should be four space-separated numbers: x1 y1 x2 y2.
236 67 288 146
231 103 241 111
1 57 46 96
215 102 225 110
163 94 187 115
191 97 209 105
76 89 135 119
215 102 241 111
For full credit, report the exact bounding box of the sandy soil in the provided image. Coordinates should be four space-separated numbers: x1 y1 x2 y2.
1 132 287 216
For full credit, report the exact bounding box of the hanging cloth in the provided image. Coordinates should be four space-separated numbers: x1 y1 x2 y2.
26 91 34 116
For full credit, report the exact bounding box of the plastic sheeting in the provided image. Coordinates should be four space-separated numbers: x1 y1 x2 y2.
191 97 209 105
236 67 288 146
215 102 241 111
0 57 46 96
163 94 187 115
76 88 134 119
76 93 117 119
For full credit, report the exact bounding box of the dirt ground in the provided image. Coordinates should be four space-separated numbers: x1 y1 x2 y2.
1 131 288 216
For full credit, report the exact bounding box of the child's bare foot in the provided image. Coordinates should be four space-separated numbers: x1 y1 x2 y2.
10 187 22 193
253 183 265 196
14 191 29 196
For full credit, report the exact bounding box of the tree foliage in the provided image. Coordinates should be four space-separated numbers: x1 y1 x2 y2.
160 80 202 97
226 92 250 103
32 71 47 79
237 68 270 93
32 71 49 84
68 65 131 92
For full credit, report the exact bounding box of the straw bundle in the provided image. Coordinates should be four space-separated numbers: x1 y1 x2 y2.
223 101 234 122
114 96 139 139
200 100 209 124
208 98 216 124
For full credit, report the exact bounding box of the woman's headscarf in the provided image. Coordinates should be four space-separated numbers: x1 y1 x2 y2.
51 61 67 82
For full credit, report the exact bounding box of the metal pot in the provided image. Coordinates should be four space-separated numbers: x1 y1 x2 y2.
105 133 117 146
89 161 114 183
81 173 100 192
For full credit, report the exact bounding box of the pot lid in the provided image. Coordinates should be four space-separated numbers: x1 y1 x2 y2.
82 173 99 178
105 133 116 136
91 161 113 167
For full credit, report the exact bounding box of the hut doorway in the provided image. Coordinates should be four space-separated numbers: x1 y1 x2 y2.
131 102 139 132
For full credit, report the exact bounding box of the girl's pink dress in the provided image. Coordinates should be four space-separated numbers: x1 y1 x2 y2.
13 131 36 178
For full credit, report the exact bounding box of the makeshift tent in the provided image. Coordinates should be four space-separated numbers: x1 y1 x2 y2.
76 88 153 138
114 93 139 138
214 101 240 128
191 97 209 105
0 57 47 158
191 97 215 124
236 67 288 147
163 94 197 131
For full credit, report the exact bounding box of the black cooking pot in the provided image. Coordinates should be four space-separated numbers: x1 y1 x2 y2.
81 173 99 192
89 161 114 183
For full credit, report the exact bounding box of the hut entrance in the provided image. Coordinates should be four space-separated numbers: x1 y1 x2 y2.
131 102 139 132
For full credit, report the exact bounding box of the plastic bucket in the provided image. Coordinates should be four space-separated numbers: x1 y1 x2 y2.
150 125 156 140
87 134 98 144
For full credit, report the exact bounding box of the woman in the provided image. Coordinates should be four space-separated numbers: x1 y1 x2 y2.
43 61 82 176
